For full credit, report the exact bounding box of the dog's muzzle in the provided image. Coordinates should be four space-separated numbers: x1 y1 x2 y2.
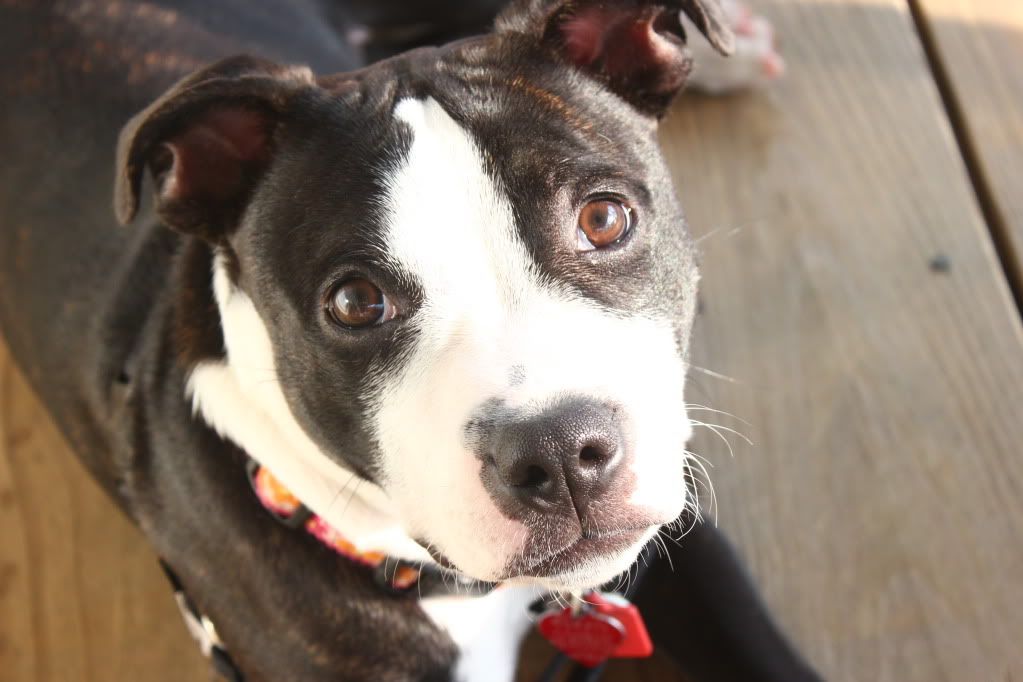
483 398 624 518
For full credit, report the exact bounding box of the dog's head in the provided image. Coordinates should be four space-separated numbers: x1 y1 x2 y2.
115 0 732 590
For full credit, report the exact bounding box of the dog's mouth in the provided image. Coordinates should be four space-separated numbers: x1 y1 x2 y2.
508 526 650 578
420 525 651 582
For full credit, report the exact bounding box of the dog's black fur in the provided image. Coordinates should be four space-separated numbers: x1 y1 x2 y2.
0 1 821 680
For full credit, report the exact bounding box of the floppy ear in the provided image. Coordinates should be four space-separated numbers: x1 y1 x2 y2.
496 0 734 117
114 55 314 241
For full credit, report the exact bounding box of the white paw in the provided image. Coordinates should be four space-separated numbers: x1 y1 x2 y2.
683 0 785 94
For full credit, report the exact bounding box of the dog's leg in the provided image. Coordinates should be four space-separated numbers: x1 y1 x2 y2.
684 0 785 93
632 519 823 682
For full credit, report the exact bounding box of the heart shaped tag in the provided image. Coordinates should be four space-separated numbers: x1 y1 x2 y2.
537 608 626 668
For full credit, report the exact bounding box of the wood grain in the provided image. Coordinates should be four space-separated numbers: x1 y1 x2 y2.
0 341 210 682
913 0 1023 300
3 0 1023 680
659 0 1023 680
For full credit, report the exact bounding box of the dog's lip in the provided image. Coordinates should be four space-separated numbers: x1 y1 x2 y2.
509 525 650 577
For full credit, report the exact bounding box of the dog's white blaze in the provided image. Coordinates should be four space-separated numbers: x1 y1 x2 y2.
376 98 692 585
187 255 431 562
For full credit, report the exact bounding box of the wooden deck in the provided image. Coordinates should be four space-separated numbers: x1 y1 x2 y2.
2 0 1021 680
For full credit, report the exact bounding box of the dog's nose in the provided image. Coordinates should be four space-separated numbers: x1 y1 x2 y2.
490 399 622 517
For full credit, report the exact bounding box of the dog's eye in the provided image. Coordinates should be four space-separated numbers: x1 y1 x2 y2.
326 278 397 328
577 198 634 250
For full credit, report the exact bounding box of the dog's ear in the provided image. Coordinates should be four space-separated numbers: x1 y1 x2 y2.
496 0 734 117
114 55 314 241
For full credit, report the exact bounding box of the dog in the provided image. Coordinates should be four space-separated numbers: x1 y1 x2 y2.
0 1 816 680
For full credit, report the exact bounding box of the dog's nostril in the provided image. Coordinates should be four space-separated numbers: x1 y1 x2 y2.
518 464 550 489
579 445 604 464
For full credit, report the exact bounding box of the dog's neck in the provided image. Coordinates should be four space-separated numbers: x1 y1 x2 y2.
185 253 432 563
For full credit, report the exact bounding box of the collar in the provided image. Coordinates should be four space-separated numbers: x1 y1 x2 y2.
245 457 493 597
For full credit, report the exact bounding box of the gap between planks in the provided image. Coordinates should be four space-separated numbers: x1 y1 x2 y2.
905 0 1023 315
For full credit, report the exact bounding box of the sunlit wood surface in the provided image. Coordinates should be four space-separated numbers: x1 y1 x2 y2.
2 1 1022 680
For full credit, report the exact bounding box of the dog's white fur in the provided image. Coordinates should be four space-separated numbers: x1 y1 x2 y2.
420 584 543 682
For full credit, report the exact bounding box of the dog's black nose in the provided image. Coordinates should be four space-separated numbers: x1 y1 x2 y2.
489 399 622 517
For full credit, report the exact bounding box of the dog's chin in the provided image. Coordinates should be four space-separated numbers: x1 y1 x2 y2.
426 526 658 592
504 527 659 592
422 526 657 590
416 503 678 589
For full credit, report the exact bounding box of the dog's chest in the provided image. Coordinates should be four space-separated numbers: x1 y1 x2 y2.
421 585 540 682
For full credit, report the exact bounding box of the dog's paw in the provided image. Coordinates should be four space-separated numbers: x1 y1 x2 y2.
683 0 784 94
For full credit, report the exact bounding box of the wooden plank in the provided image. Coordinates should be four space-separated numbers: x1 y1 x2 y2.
657 0 1023 680
913 0 1023 303
0 341 209 682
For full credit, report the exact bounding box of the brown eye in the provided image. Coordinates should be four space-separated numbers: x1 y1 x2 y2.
326 278 396 328
577 198 633 249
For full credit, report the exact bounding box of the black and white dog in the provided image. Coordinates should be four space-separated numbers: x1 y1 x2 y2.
0 0 814 680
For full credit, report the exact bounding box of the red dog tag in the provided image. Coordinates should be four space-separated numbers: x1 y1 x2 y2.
586 591 654 659
537 591 653 667
537 608 625 667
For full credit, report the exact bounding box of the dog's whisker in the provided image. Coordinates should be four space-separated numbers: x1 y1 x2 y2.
655 531 675 573
659 527 682 550
684 403 752 427
694 215 776 247
684 466 703 523
689 422 743 458
683 453 718 526
689 365 744 385
320 473 359 519
664 506 701 545
680 464 698 518
693 222 746 245
649 534 662 565
686 459 713 517
684 450 716 469
660 527 685 548
690 420 753 446
628 557 641 593
611 567 627 595
330 477 364 526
